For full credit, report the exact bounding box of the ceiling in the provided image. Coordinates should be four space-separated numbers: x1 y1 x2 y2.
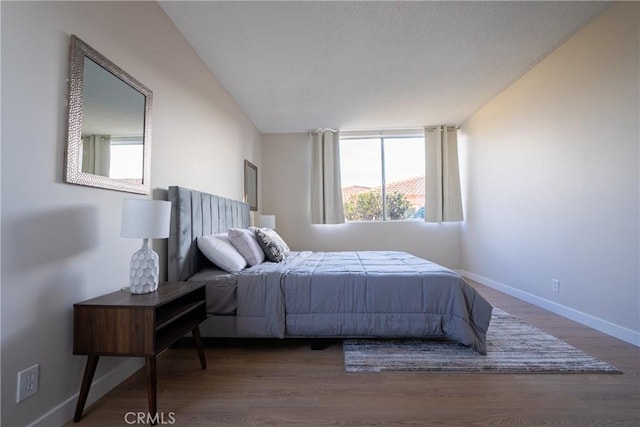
159 1 610 134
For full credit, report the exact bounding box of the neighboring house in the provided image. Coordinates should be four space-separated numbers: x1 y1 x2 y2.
341 185 370 203
342 176 425 210
385 176 425 209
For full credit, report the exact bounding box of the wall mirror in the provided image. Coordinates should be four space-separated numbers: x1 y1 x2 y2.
244 160 258 211
65 35 153 194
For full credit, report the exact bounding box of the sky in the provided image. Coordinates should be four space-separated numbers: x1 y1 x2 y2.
340 137 424 188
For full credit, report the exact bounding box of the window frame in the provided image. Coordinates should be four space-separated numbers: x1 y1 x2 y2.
339 130 425 222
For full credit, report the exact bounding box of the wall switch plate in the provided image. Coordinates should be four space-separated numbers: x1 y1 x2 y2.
552 279 560 293
16 364 39 402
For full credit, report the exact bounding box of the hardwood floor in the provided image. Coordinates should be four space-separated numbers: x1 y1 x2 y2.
67 282 639 426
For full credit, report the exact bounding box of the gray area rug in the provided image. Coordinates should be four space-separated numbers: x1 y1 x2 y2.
343 308 621 373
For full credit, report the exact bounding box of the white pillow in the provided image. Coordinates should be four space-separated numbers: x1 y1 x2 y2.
227 228 265 266
197 233 247 273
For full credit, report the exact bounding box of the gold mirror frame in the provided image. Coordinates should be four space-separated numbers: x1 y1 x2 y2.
244 160 258 211
64 35 153 194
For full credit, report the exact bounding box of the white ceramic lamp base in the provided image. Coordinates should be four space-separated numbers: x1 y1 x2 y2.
129 239 160 294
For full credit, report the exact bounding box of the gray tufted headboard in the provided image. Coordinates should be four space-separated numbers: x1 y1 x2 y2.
168 186 250 282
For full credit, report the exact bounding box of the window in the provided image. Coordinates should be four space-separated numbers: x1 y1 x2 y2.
109 137 144 184
340 133 425 221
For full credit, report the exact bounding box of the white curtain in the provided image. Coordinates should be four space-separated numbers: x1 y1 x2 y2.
310 130 345 224
425 126 463 222
81 135 111 176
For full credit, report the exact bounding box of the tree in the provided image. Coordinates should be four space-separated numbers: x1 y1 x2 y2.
344 191 412 221
385 192 412 220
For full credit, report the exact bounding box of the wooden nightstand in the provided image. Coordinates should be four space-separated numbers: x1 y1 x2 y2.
73 282 207 422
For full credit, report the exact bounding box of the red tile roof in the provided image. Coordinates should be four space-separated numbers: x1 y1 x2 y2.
342 185 370 201
342 176 425 207
386 175 425 197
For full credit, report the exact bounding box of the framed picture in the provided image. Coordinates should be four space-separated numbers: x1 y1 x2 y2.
244 160 258 211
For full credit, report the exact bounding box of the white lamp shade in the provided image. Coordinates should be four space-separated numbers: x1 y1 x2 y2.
258 214 276 229
121 199 172 239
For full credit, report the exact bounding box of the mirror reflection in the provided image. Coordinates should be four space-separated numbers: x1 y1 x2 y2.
65 35 153 194
81 58 145 183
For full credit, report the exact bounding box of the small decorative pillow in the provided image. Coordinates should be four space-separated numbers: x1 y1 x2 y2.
227 228 265 266
253 228 290 262
197 233 247 273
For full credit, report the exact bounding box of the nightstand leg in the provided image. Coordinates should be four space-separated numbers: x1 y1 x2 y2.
74 355 99 422
192 326 207 369
145 356 157 425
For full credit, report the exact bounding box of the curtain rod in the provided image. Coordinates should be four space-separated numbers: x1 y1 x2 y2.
309 125 461 135
310 128 338 134
425 125 461 131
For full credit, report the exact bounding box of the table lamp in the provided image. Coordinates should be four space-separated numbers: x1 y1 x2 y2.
258 214 276 229
121 199 172 294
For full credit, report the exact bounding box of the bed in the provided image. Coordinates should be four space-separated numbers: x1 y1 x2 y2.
167 186 493 354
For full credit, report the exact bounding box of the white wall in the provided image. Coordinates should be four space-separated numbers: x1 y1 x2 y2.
261 133 462 268
460 2 639 343
0 2 261 426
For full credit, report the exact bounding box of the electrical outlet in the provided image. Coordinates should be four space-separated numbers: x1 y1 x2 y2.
552 279 560 293
16 364 39 403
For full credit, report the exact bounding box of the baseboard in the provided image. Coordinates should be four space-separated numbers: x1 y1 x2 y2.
29 358 144 427
458 270 640 347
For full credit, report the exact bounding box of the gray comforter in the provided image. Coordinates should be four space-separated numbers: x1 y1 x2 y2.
235 251 493 354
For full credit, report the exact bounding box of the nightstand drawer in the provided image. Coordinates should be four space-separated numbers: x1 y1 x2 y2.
74 306 155 356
